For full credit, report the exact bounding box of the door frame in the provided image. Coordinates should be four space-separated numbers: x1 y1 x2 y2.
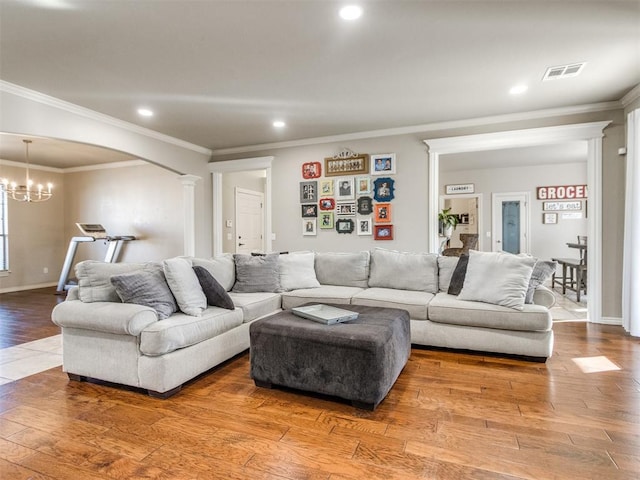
491 192 530 253
439 193 483 251
424 121 611 324
234 187 264 254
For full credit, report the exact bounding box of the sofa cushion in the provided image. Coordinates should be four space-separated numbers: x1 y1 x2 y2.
228 292 282 322
368 248 438 293
232 253 280 293
110 268 178 320
526 260 557 304
163 257 207 316
351 287 433 320
193 266 235 310
438 256 459 292
75 260 154 303
140 307 244 356
428 292 552 332
281 285 364 310
278 251 320 291
314 251 370 287
192 254 236 292
459 251 536 311
447 254 469 296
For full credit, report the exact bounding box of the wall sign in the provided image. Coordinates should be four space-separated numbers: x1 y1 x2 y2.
543 201 582 211
537 184 587 200
445 183 474 194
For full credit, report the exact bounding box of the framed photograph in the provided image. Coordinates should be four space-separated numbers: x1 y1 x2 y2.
445 183 474 195
357 217 372 235
374 224 394 240
335 177 355 201
302 218 317 236
371 153 396 175
543 201 582 211
320 179 334 197
335 218 355 234
373 177 395 202
319 211 334 229
336 202 356 216
300 181 318 203
356 176 371 195
357 196 373 215
319 197 335 210
302 161 321 179
324 154 369 176
543 213 558 224
301 204 318 218
374 203 392 223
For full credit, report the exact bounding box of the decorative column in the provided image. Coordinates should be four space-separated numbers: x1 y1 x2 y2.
180 174 201 257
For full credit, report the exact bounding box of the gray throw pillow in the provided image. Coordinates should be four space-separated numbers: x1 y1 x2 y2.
110 268 177 320
232 253 280 293
525 260 558 303
447 255 469 296
193 266 235 310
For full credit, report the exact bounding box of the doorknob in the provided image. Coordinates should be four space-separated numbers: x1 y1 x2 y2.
238 242 245 246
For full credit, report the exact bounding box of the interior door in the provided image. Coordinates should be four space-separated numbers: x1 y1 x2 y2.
492 192 529 254
235 188 264 254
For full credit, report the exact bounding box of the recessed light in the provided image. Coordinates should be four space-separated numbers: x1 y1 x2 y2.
509 85 528 95
339 5 362 20
273 120 286 128
137 108 154 117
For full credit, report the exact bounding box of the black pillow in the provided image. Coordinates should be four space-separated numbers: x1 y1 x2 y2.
447 254 470 296
193 266 235 310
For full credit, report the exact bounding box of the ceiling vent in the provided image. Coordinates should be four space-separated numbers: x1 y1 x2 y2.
542 63 586 81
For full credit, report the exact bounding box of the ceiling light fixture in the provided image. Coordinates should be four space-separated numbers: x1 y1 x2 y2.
339 5 363 20
1 140 53 203
509 85 528 95
137 108 154 117
273 120 286 128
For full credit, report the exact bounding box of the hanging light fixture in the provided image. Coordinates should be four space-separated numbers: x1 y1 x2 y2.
0 139 53 203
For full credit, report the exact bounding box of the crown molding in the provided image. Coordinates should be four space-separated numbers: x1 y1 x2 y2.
0 158 64 173
0 80 212 156
63 159 148 173
621 84 640 107
210 101 622 156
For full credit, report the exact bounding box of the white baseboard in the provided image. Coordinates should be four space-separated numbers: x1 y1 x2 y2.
594 316 623 326
0 282 57 294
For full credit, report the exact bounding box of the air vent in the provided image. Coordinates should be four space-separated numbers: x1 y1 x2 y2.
542 63 586 81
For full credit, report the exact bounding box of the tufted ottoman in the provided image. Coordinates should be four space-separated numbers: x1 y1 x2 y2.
249 304 410 410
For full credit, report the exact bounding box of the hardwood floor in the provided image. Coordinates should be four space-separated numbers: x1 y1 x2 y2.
0 289 639 479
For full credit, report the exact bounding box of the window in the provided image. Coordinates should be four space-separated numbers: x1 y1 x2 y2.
0 187 7 272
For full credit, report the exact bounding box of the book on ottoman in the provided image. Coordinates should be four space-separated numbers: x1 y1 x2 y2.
292 304 359 325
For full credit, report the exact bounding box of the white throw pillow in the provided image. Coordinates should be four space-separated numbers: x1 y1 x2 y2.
458 250 536 311
163 257 207 316
278 251 320 291
192 254 236 292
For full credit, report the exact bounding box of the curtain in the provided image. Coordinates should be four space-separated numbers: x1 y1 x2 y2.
623 109 640 337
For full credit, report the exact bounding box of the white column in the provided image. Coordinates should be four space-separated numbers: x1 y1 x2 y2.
180 174 201 257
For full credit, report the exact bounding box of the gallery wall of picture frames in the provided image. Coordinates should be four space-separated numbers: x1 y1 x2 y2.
299 149 397 239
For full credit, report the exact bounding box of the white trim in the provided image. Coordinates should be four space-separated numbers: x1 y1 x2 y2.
210 102 621 156
180 174 200 257
0 80 212 156
209 156 274 256
0 159 64 173
599 317 623 326
63 160 148 173
621 84 640 108
425 121 611 325
439 193 483 251
0 282 57 294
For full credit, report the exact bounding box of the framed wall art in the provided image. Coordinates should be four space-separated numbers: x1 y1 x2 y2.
357 217 372 235
302 161 321 179
300 181 317 203
336 202 356 216
319 198 335 210
302 218 317 236
374 203 392 223
371 153 396 175
320 179 334 196
319 212 334 229
374 224 394 240
357 196 373 215
356 176 371 195
543 213 558 224
324 154 369 176
301 204 318 218
335 177 355 201
335 218 355 234
373 177 395 202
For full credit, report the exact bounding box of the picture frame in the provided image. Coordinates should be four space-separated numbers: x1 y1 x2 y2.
374 224 394 240
320 179 334 197
302 161 322 179
319 197 335 210
374 203 392 223
324 154 369 176
301 204 318 218
371 153 396 175
357 196 373 215
543 213 558 224
335 177 355 201
335 218 355 234
302 218 317 236
300 181 318 203
355 176 371 195
373 177 395 202
543 201 582 211
336 202 356 216
357 217 372 235
319 211 334 229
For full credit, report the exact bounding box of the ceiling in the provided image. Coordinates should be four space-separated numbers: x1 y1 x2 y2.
0 0 638 168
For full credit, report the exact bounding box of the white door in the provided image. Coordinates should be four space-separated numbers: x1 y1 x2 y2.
492 192 530 254
235 188 264 254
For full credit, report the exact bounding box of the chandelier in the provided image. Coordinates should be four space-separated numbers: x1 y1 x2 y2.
1 139 53 203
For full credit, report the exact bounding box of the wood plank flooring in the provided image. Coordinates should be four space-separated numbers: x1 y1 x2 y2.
0 288 639 479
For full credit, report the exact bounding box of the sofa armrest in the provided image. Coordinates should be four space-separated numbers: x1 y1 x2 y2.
52 299 158 336
532 285 556 309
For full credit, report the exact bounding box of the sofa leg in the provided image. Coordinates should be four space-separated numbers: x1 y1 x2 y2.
147 385 182 399
67 373 87 382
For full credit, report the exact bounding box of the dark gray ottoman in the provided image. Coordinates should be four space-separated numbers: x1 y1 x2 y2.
249 304 410 410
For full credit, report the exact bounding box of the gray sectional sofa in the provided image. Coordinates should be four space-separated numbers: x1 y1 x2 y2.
52 248 555 397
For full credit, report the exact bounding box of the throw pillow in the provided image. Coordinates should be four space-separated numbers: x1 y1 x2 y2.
192 254 236 291
110 268 177 320
75 260 153 303
368 248 439 293
447 254 469 296
458 250 536 311
232 253 280 293
278 251 320 292
193 266 235 310
525 260 558 304
438 256 459 292
163 257 207 316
